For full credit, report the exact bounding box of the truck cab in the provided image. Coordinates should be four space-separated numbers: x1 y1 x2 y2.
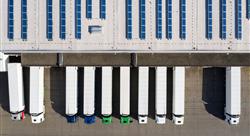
138 115 148 124
31 112 45 124
156 114 166 124
173 114 184 125
102 115 112 124
84 115 95 124
225 113 240 125
66 115 78 123
120 115 131 125
10 111 25 121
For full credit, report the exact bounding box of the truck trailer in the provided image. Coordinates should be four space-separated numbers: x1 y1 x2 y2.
120 67 131 124
155 67 167 124
65 67 78 123
225 67 241 125
101 67 113 124
7 63 25 120
0 53 8 72
138 67 149 124
83 67 96 124
172 67 185 125
29 66 45 124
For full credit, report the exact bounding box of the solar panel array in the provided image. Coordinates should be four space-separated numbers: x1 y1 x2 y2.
100 0 106 19
86 0 92 19
2 0 250 53
75 0 81 39
166 0 172 40
156 0 162 39
247 0 250 19
180 0 186 40
220 0 226 40
139 0 146 39
126 0 132 39
47 0 53 40
59 0 66 39
21 0 27 40
206 0 212 40
235 0 242 40
7 0 14 40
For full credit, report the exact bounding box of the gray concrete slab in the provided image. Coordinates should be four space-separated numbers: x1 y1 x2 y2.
21 54 58 66
21 53 250 66
62 53 131 66
136 53 250 66
0 67 250 136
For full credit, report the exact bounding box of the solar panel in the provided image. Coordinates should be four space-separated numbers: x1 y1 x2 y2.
21 0 27 40
235 0 242 40
8 0 14 40
166 0 172 39
206 0 212 40
47 0 53 40
126 0 132 39
247 0 250 19
180 0 186 40
139 0 146 39
86 0 92 19
60 0 66 39
220 0 226 39
75 0 81 39
156 0 162 39
100 0 106 19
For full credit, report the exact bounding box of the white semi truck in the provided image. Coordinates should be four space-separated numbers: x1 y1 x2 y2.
172 67 185 125
138 67 149 124
83 66 96 124
101 67 113 124
155 67 167 124
7 63 25 120
65 67 78 123
29 66 45 124
225 67 241 125
120 67 131 124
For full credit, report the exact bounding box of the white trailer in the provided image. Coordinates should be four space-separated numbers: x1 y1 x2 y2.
155 67 167 124
65 67 78 123
7 63 25 120
83 66 96 124
225 67 241 125
138 67 149 124
29 66 45 124
172 67 185 125
120 67 131 124
0 53 8 71
101 67 113 124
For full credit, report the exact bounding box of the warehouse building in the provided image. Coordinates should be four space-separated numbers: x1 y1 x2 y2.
0 0 249 130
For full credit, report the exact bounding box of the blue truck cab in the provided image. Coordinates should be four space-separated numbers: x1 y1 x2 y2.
84 115 95 124
66 115 78 123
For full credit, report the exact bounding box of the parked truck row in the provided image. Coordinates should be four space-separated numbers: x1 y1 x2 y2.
4 62 241 125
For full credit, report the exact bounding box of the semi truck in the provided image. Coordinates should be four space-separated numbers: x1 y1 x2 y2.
138 67 149 124
155 67 167 124
65 67 78 123
7 63 25 120
225 67 241 125
120 67 131 124
172 67 185 125
83 66 96 124
29 66 45 124
101 67 113 124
